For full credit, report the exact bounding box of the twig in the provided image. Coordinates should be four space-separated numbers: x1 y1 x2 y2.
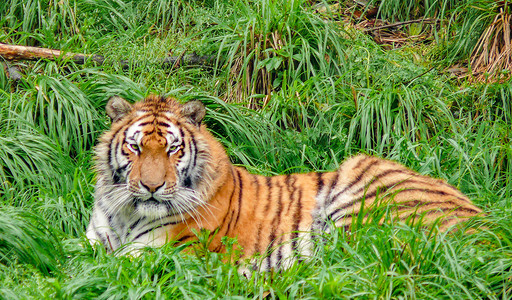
363 18 438 32
403 66 435 86
353 0 369 7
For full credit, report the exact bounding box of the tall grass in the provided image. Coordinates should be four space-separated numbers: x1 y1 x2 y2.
0 207 63 276
367 0 465 22
0 0 81 47
205 0 349 105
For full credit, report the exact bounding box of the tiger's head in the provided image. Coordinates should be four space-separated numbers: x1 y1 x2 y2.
95 95 226 220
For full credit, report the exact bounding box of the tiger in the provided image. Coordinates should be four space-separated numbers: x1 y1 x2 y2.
86 95 482 271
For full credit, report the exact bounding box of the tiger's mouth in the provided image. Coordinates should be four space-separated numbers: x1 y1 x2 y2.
134 197 162 207
131 189 203 219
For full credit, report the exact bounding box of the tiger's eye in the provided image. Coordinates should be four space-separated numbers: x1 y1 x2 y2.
128 143 139 153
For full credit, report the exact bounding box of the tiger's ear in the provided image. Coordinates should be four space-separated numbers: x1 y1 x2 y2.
181 101 205 126
106 96 132 123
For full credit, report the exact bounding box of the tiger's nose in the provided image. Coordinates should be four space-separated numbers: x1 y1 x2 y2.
140 181 164 193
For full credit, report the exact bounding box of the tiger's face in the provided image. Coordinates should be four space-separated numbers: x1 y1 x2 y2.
99 95 210 220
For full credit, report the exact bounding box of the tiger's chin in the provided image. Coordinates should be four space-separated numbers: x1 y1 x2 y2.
132 197 173 219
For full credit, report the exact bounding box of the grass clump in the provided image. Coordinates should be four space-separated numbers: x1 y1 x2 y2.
205 0 349 106
0 207 64 276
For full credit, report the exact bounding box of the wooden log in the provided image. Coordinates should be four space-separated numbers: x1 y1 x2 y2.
0 43 104 64
0 43 214 68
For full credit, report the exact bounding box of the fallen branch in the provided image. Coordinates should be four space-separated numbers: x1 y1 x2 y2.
363 18 438 32
0 43 104 64
0 43 214 68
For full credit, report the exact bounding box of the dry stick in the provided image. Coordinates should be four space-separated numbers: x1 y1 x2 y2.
362 18 438 32
0 43 214 69
403 66 435 86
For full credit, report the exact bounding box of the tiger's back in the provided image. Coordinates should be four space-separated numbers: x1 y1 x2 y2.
87 95 482 271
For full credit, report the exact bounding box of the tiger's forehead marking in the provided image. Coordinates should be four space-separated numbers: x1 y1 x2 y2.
125 115 183 145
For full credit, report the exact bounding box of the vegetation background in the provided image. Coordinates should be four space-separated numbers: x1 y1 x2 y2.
0 0 511 298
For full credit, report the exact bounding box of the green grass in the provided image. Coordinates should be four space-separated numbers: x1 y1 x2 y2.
0 0 511 298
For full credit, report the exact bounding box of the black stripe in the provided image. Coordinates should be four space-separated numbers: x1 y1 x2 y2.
328 185 477 222
183 176 192 188
354 169 418 194
291 189 302 257
353 155 372 169
329 171 418 207
144 128 156 135
275 180 283 222
218 168 238 237
437 181 473 204
316 172 324 193
260 176 274 271
251 175 263 254
397 200 481 215
120 148 130 157
132 220 180 242
90 222 111 251
331 175 399 213
266 248 272 271
176 234 195 243
117 163 128 172
137 121 153 127
328 172 340 196
263 177 273 212
113 163 129 184
96 200 117 235
312 172 338 234
267 178 284 270
328 183 405 222
254 224 263 254
128 216 146 233
252 175 260 202
285 174 296 214
125 216 147 240
188 132 197 171
157 122 170 127
231 169 244 230
329 158 380 202
112 172 121 184
107 125 126 173
109 131 125 177
275 237 284 269
178 127 196 180
153 115 174 129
